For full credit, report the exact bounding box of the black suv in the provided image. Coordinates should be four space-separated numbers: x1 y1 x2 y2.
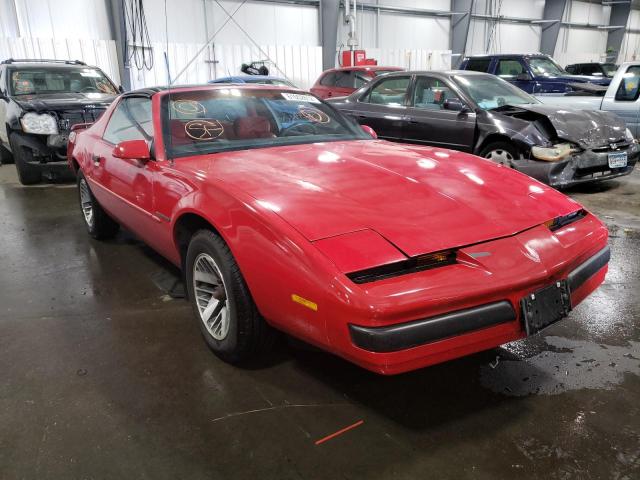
565 62 618 78
0 59 120 184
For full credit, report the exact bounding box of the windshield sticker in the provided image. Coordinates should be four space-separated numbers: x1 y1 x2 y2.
173 100 206 116
297 107 330 124
185 119 224 140
281 92 320 104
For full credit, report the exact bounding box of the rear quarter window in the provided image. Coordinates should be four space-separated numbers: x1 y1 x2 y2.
464 58 491 72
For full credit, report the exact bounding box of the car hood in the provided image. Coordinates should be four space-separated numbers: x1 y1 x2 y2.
183 140 581 257
496 104 626 149
541 74 610 85
13 92 116 112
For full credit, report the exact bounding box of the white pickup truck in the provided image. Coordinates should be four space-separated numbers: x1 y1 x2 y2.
537 61 640 137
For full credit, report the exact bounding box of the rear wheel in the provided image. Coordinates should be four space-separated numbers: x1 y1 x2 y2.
77 170 119 239
185 229 276 364
479 141 519 167
9 133 41 185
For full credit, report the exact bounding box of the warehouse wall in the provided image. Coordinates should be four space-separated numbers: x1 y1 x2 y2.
466 0 545 55
620 9 640 63
337 0 451 50
554 0 610 66
5 0 111 40
143 0 319 46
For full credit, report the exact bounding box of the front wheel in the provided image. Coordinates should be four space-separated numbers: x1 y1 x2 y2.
185 230 276 364
77 170 119 239
478 141 519 167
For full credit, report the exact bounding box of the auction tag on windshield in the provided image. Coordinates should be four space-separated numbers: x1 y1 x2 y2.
281 92 320 103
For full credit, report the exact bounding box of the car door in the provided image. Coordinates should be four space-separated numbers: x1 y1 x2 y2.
403 75 476 152
602 64 640 138
343 75 412 141
89 96 159 240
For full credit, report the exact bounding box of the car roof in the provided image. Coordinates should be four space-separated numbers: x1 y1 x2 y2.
327 66 403 73
369 69 491 78
210 75 287 82
4 62 102 70
464 53 549 59
122 84 305 99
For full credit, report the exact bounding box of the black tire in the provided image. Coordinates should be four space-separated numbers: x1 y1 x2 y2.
76 170 119 239
185 229 276 364
9 133 41 185
478 141 519 167
0 144 14 165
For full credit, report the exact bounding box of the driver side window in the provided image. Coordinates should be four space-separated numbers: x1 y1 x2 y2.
103 97 153 144
412 76 461 110
497 59 524 78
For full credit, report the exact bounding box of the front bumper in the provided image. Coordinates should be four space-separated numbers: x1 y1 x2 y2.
348 246 609 355
326 214 609 374
514 143 639 188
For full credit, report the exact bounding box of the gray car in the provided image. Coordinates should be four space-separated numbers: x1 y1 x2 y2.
328 70 639 188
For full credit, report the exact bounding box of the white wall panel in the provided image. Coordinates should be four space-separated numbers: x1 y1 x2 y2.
145 0 319 46
466 0 544 55
11 0 111 39
555 1 610 63
619 9 640 63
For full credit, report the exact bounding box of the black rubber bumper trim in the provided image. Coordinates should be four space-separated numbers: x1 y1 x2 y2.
349 301 516 353
567 246 610 293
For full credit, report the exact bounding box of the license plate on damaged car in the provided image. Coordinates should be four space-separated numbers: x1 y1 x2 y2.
520 281 571 335
608 152 627 168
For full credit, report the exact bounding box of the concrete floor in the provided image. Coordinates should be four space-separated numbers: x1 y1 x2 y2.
0 164 638 480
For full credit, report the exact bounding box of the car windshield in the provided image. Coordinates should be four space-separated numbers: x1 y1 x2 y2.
162 88 369 158
527 57 566 76
452 74 539 110
9 67 117 96
602 63 618 77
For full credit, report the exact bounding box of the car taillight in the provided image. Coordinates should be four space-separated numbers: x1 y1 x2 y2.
347 250 457 284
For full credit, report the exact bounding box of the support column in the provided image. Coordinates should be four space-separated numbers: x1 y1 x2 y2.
105 0 131 90
450 0 473 68
606 2 631 63
539 0 566 57
320 0 340 70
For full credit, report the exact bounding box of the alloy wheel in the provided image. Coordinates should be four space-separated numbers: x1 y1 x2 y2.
193 253 230 340
79 178 94 227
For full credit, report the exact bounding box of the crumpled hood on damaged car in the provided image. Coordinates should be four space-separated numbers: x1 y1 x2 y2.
191 140 582 257
506 104 626 149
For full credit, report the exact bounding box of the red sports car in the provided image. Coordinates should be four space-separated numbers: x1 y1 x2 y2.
68 85 609 375
310 66 404 99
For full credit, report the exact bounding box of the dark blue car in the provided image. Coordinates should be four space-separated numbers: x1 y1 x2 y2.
460 54 610 94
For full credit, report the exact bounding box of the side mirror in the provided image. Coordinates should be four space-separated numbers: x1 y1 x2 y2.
443 98 465 112
113 139 151 163
118 85 125 93
516 73 532 81
0 90 7 101
361 125 377 139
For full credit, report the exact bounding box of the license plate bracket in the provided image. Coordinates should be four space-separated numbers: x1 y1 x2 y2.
608 151 628 168
521 281 571 335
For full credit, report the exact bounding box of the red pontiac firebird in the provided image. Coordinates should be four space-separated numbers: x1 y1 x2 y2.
67 85 610 375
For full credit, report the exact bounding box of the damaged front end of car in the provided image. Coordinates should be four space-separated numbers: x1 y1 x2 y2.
484 104 639 188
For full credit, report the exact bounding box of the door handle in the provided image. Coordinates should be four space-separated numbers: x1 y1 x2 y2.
92 155 103 166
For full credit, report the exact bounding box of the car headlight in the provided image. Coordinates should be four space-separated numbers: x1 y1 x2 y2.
531 143 576 162
625 128 637 144
20 112 58 135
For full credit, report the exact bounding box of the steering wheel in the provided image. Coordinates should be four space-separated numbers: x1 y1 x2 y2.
280 121 320 137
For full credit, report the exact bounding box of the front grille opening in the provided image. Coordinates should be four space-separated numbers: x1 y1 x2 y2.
347 250 457 284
